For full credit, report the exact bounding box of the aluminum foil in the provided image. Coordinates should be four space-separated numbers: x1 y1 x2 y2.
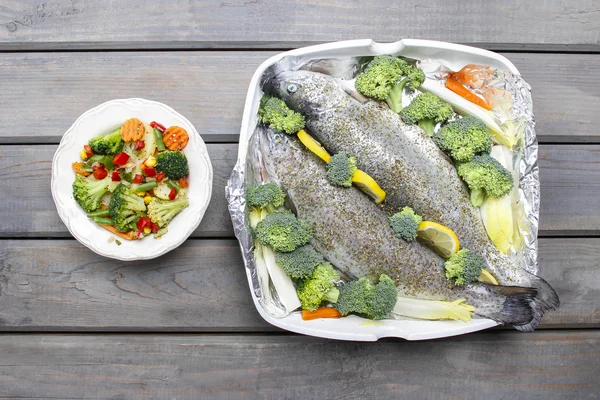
226 56 540 319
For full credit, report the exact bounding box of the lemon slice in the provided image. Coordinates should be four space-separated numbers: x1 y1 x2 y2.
297 129 331 163
416 221 460 259
352 170 386 204
478 269 499 285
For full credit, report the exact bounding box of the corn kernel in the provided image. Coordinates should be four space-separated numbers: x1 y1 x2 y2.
143 227 151 234
145 156 157 167
136 191 146 197
143 195 152 205
80 149 89 160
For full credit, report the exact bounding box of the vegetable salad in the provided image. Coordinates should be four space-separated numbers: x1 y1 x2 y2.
72 119 190 241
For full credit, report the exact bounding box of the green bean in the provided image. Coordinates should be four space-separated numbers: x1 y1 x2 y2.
167 179 180 192
94 217 113 225
154 128 166 152
87 209 110 218
134 182 158 192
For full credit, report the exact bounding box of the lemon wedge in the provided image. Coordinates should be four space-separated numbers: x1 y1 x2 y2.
352 170 386 204
297 130 330 163
478 269 499 285
416 221 460 259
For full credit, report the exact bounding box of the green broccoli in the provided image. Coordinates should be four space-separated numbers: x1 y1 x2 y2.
275 245 325 280
88 127 124 156
388 206 423 241
254 210 312 252
456 154 513 207
400 92 454 136
258 95 305 135
296 262 340 310
108 183 147 231
355 55 425 113
445 249 484 286
433 116 492 162
147 195 189 228
335 274 398 319
326 152 357 187
72 174 111 213
246 183 286 213
155 151 189 180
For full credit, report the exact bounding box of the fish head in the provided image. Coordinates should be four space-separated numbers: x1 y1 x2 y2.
263 70 348 115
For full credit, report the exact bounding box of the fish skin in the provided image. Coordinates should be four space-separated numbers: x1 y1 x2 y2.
265 70 558 329
252 127 539 327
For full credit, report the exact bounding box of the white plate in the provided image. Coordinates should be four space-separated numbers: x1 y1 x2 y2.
237 39 525 341
52 98 213 261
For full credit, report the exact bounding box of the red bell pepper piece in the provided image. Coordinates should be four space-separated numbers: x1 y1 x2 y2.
150 121 166 133
84 144 94 158
156 171 166 182
168 187 177 200
92 164 108 180
144 166 157 177
134 140 145 150
133 174 144 184
151 223 159 234
111 171 121 181
136 216 151 230
113 152 130 167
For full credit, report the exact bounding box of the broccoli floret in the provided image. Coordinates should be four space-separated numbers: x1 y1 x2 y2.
445 249 484 286
147 195 189 228
388 206 423 241
88 127 124 156
296 262 340 311
366 274 398 320
456 154 513 207
246 182 286 213
108 183 147 231
400 92 454 136
254 210 312 252
72 174 111 213
258 95 305 134
155 151 189 180
335 274 398 319
275 245 325 280
433 116 492 162
355 56 425 113
326 152 357 187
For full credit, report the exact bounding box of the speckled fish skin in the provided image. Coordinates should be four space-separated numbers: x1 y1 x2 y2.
252 128 543 327
265 70 558 330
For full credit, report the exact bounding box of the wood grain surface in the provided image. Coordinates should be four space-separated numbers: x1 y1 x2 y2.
1 144 599 237
0 1 599 51
0 238 596 331
0 52 598 144
0 331 598 399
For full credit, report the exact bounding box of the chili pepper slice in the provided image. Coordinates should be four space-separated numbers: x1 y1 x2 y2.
133 174 144 184
150 121 166 133
113 152 130 167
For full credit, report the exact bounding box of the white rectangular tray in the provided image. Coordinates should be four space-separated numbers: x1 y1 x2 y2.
236 39 521 341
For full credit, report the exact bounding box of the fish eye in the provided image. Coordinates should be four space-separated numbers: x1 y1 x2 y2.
286 84 298 94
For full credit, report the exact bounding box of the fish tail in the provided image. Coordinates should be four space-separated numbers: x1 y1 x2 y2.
473 284 538 326
512 272 560 332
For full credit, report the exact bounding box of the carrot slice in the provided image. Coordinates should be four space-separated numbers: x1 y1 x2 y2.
72 162 91 177
445 77 492 110
301 307 342 321
178 177 189 188
99 224 135 241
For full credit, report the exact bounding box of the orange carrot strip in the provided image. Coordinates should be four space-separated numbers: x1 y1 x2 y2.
178 177 189 188
445 77 492 110
72 162 91 177
99 224 135 241
301 307 342 321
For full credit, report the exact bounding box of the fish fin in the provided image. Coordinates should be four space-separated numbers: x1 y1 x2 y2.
512 272 560 332
473 284 538 326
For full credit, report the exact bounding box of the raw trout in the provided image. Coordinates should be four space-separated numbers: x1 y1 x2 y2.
253 127 546 329
264 70 558 330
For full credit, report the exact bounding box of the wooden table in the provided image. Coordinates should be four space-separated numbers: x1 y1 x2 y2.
0 1 598 398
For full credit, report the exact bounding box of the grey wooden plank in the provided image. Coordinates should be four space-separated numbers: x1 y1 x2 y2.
0 144 598 237
0 238 596 330
0 144 237 238
0 52 598 144
0 1 599 51
0 331 598 399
